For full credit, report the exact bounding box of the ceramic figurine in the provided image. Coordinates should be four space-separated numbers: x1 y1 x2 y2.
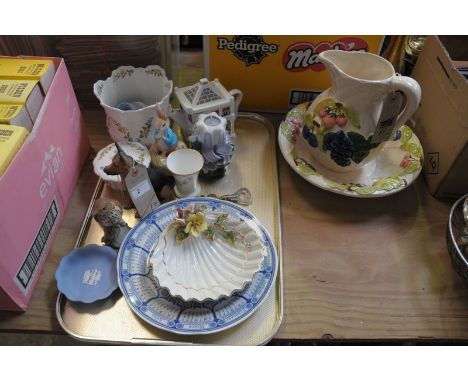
171 78 242 137
95 141 173 204
188 112 234 179
158 184 175 202
93 141 151 190
298 50 421 173
146 167 175 202
103 142 134 176
152 125 180 157
149 124 186 175
154 103 170 136
92 197 131 249
159 126 178 153
99 142 135 208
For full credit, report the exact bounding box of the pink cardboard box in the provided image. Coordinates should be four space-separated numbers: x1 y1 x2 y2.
0 57 90 311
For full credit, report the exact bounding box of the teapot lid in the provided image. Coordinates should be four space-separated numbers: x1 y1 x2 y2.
174 78 232 113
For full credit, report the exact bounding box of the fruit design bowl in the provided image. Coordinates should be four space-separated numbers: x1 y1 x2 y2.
279 102 424 197
148 208 266 302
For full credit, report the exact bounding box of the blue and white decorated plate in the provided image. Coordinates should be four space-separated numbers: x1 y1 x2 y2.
117 197 277 335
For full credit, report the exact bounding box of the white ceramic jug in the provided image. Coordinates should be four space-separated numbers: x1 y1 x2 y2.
301 50 421 173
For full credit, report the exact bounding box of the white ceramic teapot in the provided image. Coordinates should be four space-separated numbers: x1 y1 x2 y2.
171 78 242 137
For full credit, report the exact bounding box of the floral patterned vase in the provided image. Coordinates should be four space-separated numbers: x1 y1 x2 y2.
94 65 173 147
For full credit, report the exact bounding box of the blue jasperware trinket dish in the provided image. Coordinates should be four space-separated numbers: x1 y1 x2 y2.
55 244 118 303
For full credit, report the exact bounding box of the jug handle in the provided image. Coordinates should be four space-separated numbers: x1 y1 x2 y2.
229 89 243 115
390 75 421 129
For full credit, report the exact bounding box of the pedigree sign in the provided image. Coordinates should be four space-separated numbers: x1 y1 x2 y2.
205 36 385 111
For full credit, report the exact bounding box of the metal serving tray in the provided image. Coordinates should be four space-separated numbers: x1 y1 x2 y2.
56 113 283 345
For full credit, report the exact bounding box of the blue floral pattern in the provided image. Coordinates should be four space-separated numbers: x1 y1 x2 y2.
117 197 277 335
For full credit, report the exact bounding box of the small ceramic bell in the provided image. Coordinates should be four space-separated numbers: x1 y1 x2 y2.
92 197 131 249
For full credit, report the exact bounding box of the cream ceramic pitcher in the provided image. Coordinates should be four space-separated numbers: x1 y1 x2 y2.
301 50 421 173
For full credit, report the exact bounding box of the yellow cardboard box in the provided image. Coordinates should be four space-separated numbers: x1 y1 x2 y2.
0 58 55 94
204 35 385 112
0 79 44 122
0 104 33 131
0 124 28 177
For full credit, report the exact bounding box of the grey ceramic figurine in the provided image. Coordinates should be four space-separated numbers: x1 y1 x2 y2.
92 197 131 249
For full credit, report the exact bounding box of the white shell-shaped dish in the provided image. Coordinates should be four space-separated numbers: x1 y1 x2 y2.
149 215 266 302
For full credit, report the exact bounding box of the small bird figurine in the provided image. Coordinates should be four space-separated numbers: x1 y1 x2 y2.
103 142 134 176
92 197 131 248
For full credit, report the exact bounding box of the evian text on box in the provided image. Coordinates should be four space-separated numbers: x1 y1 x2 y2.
39 144 63 198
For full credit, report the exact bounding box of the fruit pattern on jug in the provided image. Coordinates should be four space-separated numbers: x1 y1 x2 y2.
299 98 381 167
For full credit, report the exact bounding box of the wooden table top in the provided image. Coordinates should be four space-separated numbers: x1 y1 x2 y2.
1 109 466 343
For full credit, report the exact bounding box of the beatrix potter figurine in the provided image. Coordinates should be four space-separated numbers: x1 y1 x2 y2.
149 125 186 175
